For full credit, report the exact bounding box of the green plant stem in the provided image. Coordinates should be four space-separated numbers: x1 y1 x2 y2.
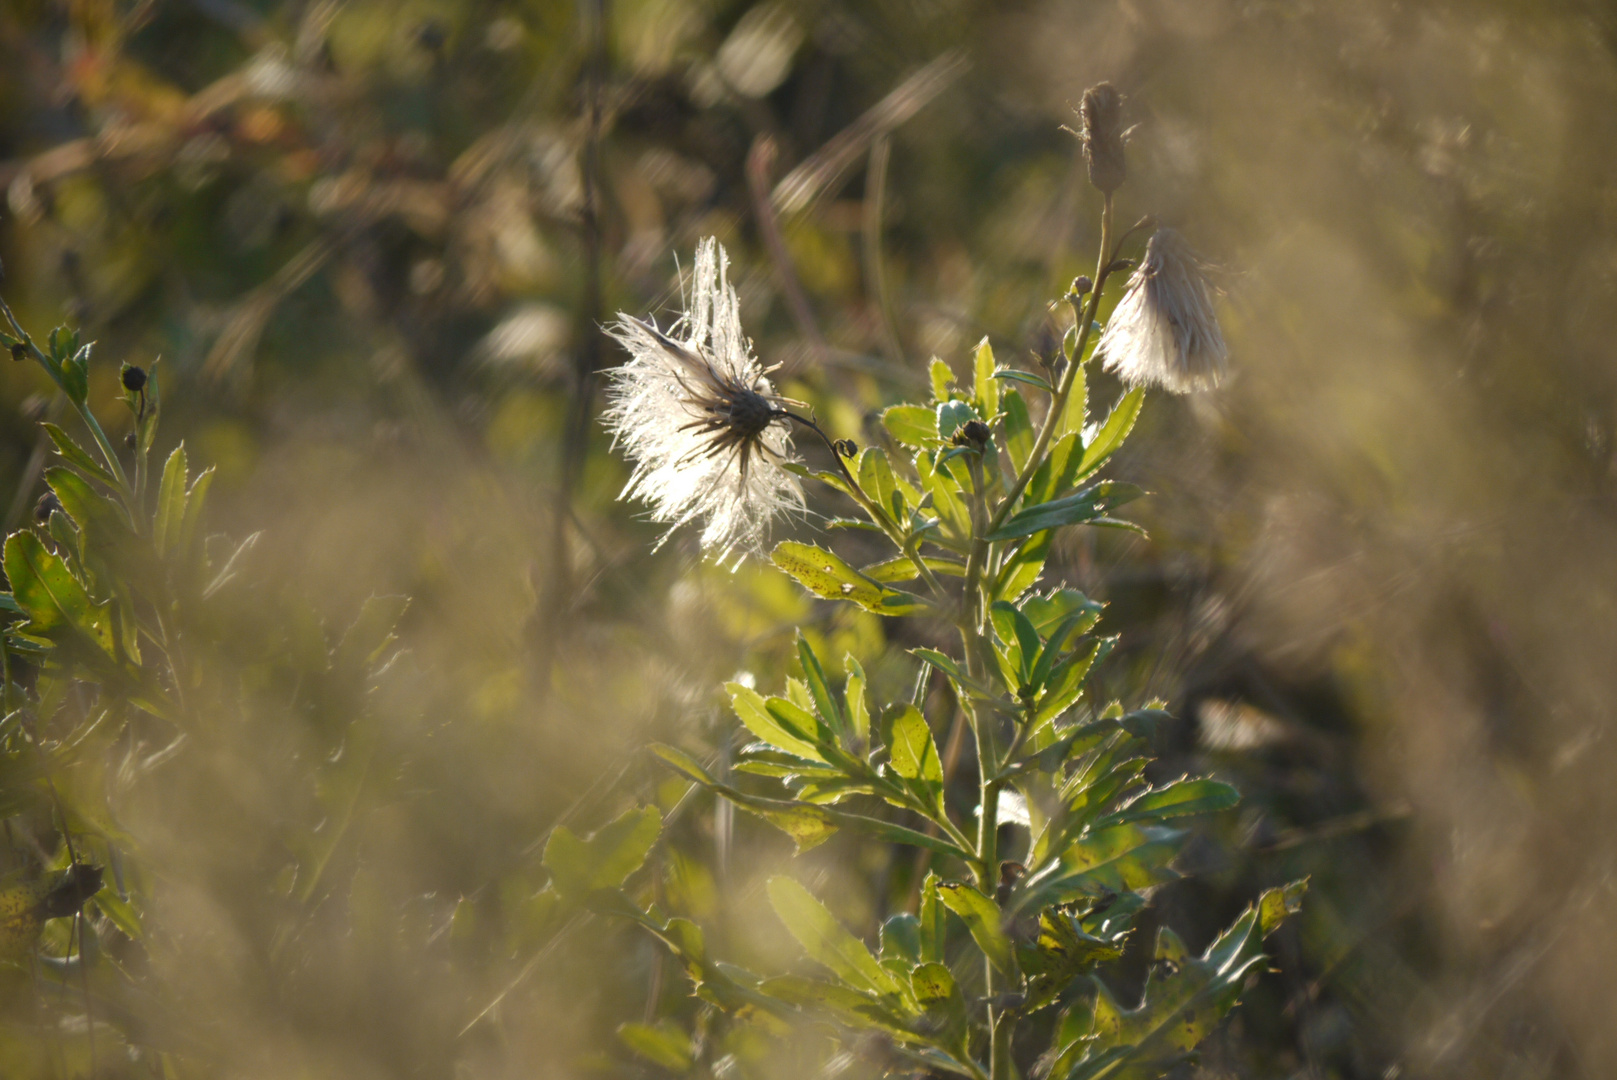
957 195 1123 1080
0 297 134 504
785 412 948 598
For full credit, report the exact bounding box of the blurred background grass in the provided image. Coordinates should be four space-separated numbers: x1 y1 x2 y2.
4 0 1617 1077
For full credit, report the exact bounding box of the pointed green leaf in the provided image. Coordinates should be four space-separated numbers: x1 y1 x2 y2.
41 424 117 487
973 337 999 418
727 682 824 762
1075 387 1144 479
771 541 925 616
3 531 114 658
796 632 847 743
985 482 1146 542
767 876 902 996
1097 778 1239 829
844 655 870 744
153 445 188 557
937 882 1014 975
1002 388 1034 472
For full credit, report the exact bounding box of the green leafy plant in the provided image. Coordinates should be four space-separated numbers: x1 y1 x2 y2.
0 296 411 1073
529 89 1307 1080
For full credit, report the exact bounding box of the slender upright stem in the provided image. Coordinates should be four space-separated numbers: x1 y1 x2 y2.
784 412 948 598
0 297 134 504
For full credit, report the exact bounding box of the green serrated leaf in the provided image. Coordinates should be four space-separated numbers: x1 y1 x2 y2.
3 531 115 659
542 805 662 896
1096 778 1239 829
1076 387 1144 479
844 654 870 745
727 682 824 762
993 368 1053 393
985 482 1146 542
973 337 999 418
796 633 847 744
883 404 940 448
41 424 117 487
772 541 924 616
153 445 188 557
767 876 902 996
937 882 1014 975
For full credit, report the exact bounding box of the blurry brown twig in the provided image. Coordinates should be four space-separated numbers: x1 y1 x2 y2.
747 134 830 374
771 50 968 216
863 134 904 366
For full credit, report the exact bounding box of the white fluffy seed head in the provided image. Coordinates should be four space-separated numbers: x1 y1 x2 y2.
602 237 804 564
1097 228 1228 394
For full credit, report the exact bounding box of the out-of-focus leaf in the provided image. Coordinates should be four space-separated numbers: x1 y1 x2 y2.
153 445 188 557
42 424 117 487
767 876 903 996
543 805 662 896
617 1021 693 1072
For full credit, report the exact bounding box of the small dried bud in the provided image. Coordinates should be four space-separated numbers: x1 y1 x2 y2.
952 419 992 449
125 432 137 449
10 343 26 362
1079 83 1127 194
832 438 858 458
1072 275 1094 297
34 493 62 523
121 365 147 392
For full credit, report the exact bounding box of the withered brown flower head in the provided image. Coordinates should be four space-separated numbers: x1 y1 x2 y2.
1079 82 1127 194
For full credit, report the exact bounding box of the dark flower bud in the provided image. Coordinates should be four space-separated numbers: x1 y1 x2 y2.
1072 275 1094 297
952 419 992 449
121 364 147 392
832 438 858 458
34 493 61 523
10 343 26 362
125 432 137 449
1079 82 1127 194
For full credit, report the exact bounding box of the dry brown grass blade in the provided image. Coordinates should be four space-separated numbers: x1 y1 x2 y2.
771 49 968 217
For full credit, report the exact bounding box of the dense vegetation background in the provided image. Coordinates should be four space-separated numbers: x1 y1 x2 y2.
2 0 1617 1076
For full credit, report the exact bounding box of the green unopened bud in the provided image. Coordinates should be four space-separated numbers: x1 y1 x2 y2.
1079 83 1127 194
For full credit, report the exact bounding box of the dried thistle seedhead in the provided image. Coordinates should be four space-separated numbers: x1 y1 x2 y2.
1079 82 1127 194
602 238 805 564
1096 228 1228 394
